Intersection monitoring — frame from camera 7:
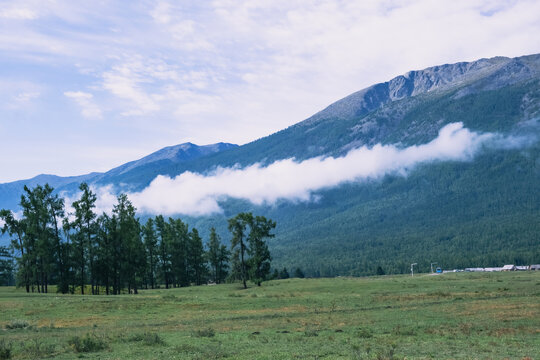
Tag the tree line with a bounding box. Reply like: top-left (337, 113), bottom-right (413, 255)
top-left (0, 183), bottom-right (276, 293)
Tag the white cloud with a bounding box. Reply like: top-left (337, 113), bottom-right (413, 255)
top-left (91, 122), bottom-right (508, 216)
top-left (0, 7), bottom-right (37, 20)
top-left (64, 91), bottom-right (102, 119)
top-left (63, 184), bottom-right (118, 220)
top-left (14, 91), bottom-right (40, 103)
top-left (150, 1), bottom-right (172, 24)
top-left (101, 59), bottom-right (182, 116)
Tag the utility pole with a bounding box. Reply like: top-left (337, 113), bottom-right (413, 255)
top-left (431, 262), bottom-right (437, 273)
top-left (411, 263), bottom-right (417, 277)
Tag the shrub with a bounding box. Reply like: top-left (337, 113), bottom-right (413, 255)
top-left (161, 293), bottom-right (177, 301)
top-left (68, 334), bottom-right (107, 353)
top-left (5, 319), bottom-right (30, 330)
top-left (392, 325), bottom-right (416, 336)
top-left (356, 327), bottom-right (373, 338)
top-left (128, 332), bottom-right (165, 346)
top-left (0, 340), bottom-right (12, 360)
top-left (23, 339), bottom-right (55, 358)
top-left (194, 328), bottom-right (215, 338)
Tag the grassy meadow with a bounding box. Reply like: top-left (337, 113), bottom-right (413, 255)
top-left (0, 272), bottom-right (539, 359)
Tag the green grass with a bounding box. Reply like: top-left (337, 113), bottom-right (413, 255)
top-left (0, 272), bottom-right (539, 359)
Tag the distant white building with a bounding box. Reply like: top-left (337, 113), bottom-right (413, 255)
top-left (515, 266), bottom-right (529, 271)
top-left (530, 265), bottom-right (540, 271)
top-left (502, 265), bottom-right (516, 271)
top-left (484, 267), bottom-right (503, 272)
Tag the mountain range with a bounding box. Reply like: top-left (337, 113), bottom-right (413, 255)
top-left (1, 53), bottom-right (539, 276)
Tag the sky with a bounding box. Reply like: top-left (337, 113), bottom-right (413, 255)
top-left (1, 0), bottom-right (540, 183)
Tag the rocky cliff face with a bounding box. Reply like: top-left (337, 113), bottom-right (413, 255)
top-left (304, 54), bottom-right (540, 126)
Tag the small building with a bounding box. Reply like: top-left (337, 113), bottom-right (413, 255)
top-left (465, 268), bottom-right (485, 272)
top-left (515, 266), bottom-right (529, 271)
top-left (484, 267), bottom-right (503, 272)
top-left (502, 265), bottom-right (516, 271)
top-left (530, 265), bottom-right (540, 271)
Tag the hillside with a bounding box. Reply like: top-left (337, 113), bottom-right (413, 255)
top-left (0, 142), bottom-right (238, 210)
top-left (2, 54), bottom-right (539, 275)
top-left (182, 54), bottom-right (540, 275)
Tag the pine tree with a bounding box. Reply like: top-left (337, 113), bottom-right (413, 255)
top-left (70, 183), bottom-right (97, 295)
top-left (114, 194), bottom-right (144, 294)
top-left (19, 184), bottom-right (59, 293)
top-left (0, 246), bottom-right (14, 286)
top-left (1, 209), bottom-right (29, 292)
top-left (188, 228), bottom-right (207, 285)
top-left (228, 213), bottom-right (252, 289)
top-left (247, 215), bottom-right (275, 286)
top-left (169, 218), bottom-right (189, 287)
top-left (279, 267), bottom-right (289, 279)
top-left (45, 187), bottom-right (70, 293)
top-left (155, 215), bottom-right (172, 289)
top-left (108, 214), bottom-right (122, 295)
top-left (95, 214), bottom-right (114, 295)
top-left (142, 218), bottom-right (158, 289)
top-left (206, 227), bottom-right (229, 284)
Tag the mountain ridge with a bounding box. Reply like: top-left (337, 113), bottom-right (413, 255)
top-left (1, 53), bottom-right (539, 275)
top-left (0, 142), bottom-right (238, 210)
top-left (3, 53), bottom-right (539, 194)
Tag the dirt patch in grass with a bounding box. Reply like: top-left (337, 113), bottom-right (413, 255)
top-left (228, 305), bottom-right (308, 315)
top-left (39, 316), bottom-right (117, 328)
top-left (0, 302), bottom-right (22, 310)
top-left (459, 302), bottom-right (539, 320)
top-left (489, 327), bottom-right (517, 337)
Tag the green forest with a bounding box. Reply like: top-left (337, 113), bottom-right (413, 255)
top-left (0, 183), bottom-right (280, 292)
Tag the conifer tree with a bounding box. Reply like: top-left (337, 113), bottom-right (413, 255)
top-left (0, 246), bottom-right (14, 286)
top-left (188, 228), bottom-right (207, 285)
top-left (155, 215), bottom-right (172, 289)
top-left (142, 218), bottom-right (158, 289)
top-left (228, 212), bottom-right (252, 289)
top-left (45, 187), bottom-right (70, 293)
top-left (169, 218), bottom-right (189, 287)
top-left (0, 209), bottom-right (29, 292)
top-left (206, 227), bottom-right (229, 284)
top-left (108, 214), bottom-right (122, 295)
top-left (70, 183), bottom-right (97, 295)
top-left (114, 194), bottom-right (144, 294)
top-left (247, 216), bottom-right (275, 286)
top-left (19, 184), bottom-right (60, 293)
top-left (95, 214), bottom-right (114, 294)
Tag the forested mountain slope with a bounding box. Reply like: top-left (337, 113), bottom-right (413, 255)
top-left (2, 54), bottom-right (539, 275)
top-left (182, 54), bottom-right (540, 275)
top-left (0, 142), bottom-right (238, 210)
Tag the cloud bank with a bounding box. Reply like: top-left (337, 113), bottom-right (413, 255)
top-left (82, 122), bottom-right (518, 217)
